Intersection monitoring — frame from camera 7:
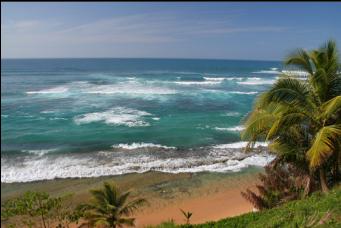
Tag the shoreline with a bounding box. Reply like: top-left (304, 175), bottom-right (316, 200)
top-left (1, 167), bottom-right (262, 227)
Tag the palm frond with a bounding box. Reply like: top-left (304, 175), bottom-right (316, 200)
top-left (264, 78), bottom-right (311, 108)
top-left (285, 48), bottom-right (315, 75)
top-left (307, 125), bottom-right (341, 168)
top-left (319, 96), bottom-right (341, 121)
top-left (241, 110), bottom-right (275, 141)
top-left (266, 112), bottom-right (306, 140)
top-left (119, 198), bottom-right (147, 216)
top-left (117, 218), bottom-right (135, 227)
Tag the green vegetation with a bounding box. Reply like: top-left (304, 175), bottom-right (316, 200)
top-left (78, 182), bottom-right (147, 228)
top-left (1, 191), bottom-right (84, 228)
top-left (1, 182), bottom-right (146, 228)
top-left (152, 186), bottom-right (341, 227)
top-left (240, 40), bottom-right (341, 209)
top-left (198, 187), bottom-right (341, 228)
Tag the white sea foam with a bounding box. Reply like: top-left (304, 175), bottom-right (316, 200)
top-left (213, 141), bottom-right (268, 149)
top-left (203, 77), bottom-right (226, 81)
top-left (222, 112), bottom-right (240, 117)
top-left (152, 117), bottom-right (160, 121)
top-left (238, 77), bottom-right (276, 85)
top-left (174, 81), bottom-right (221, 85)
top-left (49, 117), bottom-right (67, 121)
top-left (214, 126), bottom-right (245, 132)
top-left (1, 114), bottom-right (9, 118)
top-left (27, 81), bottom-right (177, 99)
top-left (74, 107), bottom-right (152, 127)
top-left (112, 143), bottom-right (176, 150)
top-left (281, 70), bottom-right (309, 77)
top-left (84, 84), bottom-right (176, 95)
top-left (253, 70), bottom-right (281, 74)
top-left (1, 144), bottom-right (274, 183)
top-left (225, 77), bottom-right (243, 81)
top-left (22, 148), bottom-right (58, 156)
top-left (26, 86), bottom-right (69, 94)
top-left (40, 110), bottom-right (56, 114)
top-left (227, 91), bottom-right (258, 95)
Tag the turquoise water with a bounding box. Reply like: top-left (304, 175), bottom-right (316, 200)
top-left (1, 58), bottom-right (280, 182)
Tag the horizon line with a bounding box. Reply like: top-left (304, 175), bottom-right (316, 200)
top-left (1, 56), bottom-right (282, 62)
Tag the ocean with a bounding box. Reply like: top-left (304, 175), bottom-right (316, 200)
top-left (1, 58), bottom-right (283, 183)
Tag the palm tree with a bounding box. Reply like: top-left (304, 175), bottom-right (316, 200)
top-left (180, 209), bottom-right (193, 224)
top-left (242, 40), bottom-right (341, 193)
top-left (80, 182), bottom-right (147, 228)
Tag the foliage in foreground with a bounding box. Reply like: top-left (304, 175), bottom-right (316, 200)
top-left (151, 187), bottom-right (341, 228)
top-left (242, 39), bottom-right (341, 195)
top-left (1, 182), bottom-right (147, 228)
top-left (77, 182), bottom-right (147, 228)
top-left (241, 162), bottom-right (307, 210)
top-left (1, 191), bottom-right (84, 228)
top-left (240, 40), bottom-right (341, 211)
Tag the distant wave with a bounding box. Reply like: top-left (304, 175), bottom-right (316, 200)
top-left (22, 148), bottom-right (59, 156)
top-left (74, 107), bottom-right (153, 127)
top-left (238, 77), bottom-right (276, 85)
top-left (26, 86), bottom-right (69, 94)
top-left (204, 77), bottom-right (243, 81)
top-left (83, 82), bottom-right (177, 95)
top-left (40, 110), bottom-right (56, 114)
top-left (203, 77), bottom-right (226, 81)
top-left (253, 69), bottom-right (310, 77)
top-left (26, 81), bottom-right (177, 97)
top-left (173, 71), bottom-right (201, 75)
top-left (174, 81), bottom-right (221, 85)
top-left (222, 112), bottom-right (241, 117)
top-left (227, 91), bottom-right (258, 95)
top-left (212, 141), bottom-right (268, 149)
top-left (282, 70), bottom-right (309, 77)
top-left (112, 143), bottom-right (176, 150)
top-left (225, 77), bottom-right (243, 81)
top-left (252, 67), bottom-right (281, 74)
top-left (214, 126), bottom-right (245, 132)
top-left (253, 70), bottom-right (281, 74)
top-left (49, 117), bottom-right (67, 121)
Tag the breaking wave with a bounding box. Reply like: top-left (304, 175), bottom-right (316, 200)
top-left (1, 142), bottom-right (273, 183)
top-left (74, 107), bottom-right (153, 127)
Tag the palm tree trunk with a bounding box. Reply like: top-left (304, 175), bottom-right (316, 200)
top-left (332, 151), bottom-right (340, 183)
top-left (303, 174), bottom-right (313, 196)
top-left (319, 168), bottom-right (329, 192)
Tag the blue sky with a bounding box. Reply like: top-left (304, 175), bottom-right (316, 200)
top-left (1, 2), bottom-right (341, 60)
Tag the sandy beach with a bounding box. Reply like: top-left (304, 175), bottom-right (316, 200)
top-left (135, 184), bottom-right (256, 227)
top-left (1, 167), bottom-right (261, 227)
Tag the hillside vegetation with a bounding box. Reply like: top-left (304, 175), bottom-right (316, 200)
top-left (152, 186), bottom-right (341, 228)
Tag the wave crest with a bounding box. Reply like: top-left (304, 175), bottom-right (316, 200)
top-left (112, 143), bottom-right (176, 150)
top-left (74, 107), bottom-right (153, 127)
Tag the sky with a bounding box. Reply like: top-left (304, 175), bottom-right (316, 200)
top-left (1, 2), bottom-right (341, 60)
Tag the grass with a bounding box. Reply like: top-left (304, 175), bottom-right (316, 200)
top-left (151, 186), bottom-right (341, 228)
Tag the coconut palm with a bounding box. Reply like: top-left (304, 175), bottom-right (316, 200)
top-left (242, 40), bottom-right (341, 193)
top-left (80, 182), bottom-right (147, 228)
top-left (180, 209), bottom-right (193, 224)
